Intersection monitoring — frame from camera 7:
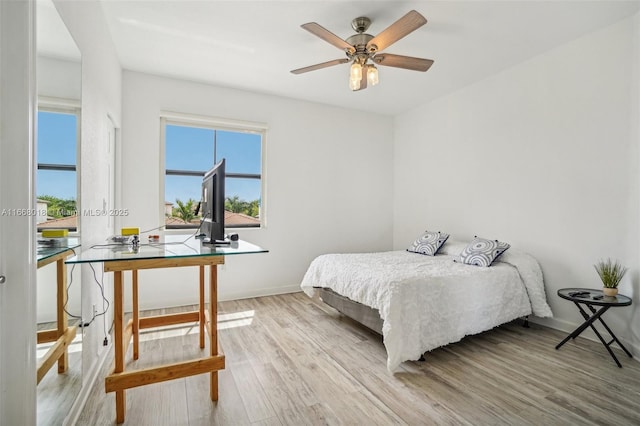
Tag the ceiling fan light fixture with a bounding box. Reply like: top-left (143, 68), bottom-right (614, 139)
top-left (350, 61), bottom-right (362, 80)
top-left (349, 77), bottom-right (361, 91)
top-left (349, 60), bottom-right (363, 91)
top-left (367, 64), bottom-right (379, 86)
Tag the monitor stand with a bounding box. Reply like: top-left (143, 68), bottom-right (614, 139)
top-left (201, 238), bottom-right (231, 246)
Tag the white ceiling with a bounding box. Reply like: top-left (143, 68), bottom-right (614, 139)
top-left (92, 2), bottom-right (640, 115)
top-left (38, 0), bottom-right (80, 61)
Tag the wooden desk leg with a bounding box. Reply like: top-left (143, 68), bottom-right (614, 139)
top-left (114, 270), bottom-right (126, 423)
top-left (56, 258), bottom-right (69, 373)
top-left (133, 270), bottom-right (139, 360)
top-left (199, 265), bottom-right (205, 349)
top-left (209, 264), bottom-right (218, 401)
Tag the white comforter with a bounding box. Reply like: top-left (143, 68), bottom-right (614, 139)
top-left (300, 241), bottom-right (553, 372)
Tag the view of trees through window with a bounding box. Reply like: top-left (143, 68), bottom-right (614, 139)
top-left (39, 195), bottom-right (77, 218)
top-left (164, 120), bottom-right (263, 228)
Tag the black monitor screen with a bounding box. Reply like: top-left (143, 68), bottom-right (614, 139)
top-left (201, 158), bottom-right (225, 244)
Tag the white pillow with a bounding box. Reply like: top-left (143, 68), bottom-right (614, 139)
top-left (407, 231), bottom-right (449, 256)
top-left (456, 236), bottom-right (510, 267)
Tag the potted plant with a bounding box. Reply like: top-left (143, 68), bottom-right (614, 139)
top-left (594, 258), bottom-right (627, 297)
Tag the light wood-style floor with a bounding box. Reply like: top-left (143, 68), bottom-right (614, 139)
top-left (37, 320), bottom-right (82, 426)
top-left (75, 292), bottom-right (640, 425)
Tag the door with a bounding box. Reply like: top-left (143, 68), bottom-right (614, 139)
top-left (0, 0), bottom-right (37, 424)
top-left (105, 116), bottom-right (118, 332)
top-left (107, 116), bottom-right (117, 235)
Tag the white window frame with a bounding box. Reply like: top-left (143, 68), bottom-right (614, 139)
top-left (36, 96), bottom-right (81, 234)
top-left (159, 111), bottom-right (267, 232)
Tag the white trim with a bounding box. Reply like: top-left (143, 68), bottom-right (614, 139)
top-left (108, 114), bottom-right (122, 231)
top-left (261, 131), bottom-right (267, 229)
top-left (106, 115), bottom-right (117, 234)
top-left (75, 104), bottom-right (81, 232)
top-left (159, 117), bottom-right (167, 230)
top-left (160, 110), bottom-right (268, 133)
top-left (38, 95), bottom-right (80, 110)
top-left (219, 285), bottom-right (301, 303)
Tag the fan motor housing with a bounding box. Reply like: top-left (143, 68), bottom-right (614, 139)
top-left (346, 33), bottom-right (374, 53)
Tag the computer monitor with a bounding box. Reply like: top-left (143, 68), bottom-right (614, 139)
top-left (201, 158), bottom-right (226, 245)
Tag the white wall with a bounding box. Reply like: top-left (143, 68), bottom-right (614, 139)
top-left (393, 16), bottom-right (640, 352)
top-left (37, 56), bottom-right (80, 100)
top-left (54, 0), bottom-right (122, 392)
top-left (120, 71), bottom-right (394, 310)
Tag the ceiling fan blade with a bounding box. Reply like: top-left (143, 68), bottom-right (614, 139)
top-left (290, 58), bottom-right (350, 74)
top-left (301, 22), bottom-right (355, 54)
top-left (373, 53), bottom-right (434, 72)
top-left (366, 10), bottom-right (427, 53)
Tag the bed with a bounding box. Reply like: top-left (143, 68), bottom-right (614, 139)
top-left (300, 240), bottom-right (553, 372)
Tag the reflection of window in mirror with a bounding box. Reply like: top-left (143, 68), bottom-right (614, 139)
top-left (35, 105), bottom-right (83, 425)
top-left (37, 104), bottom-right (80, 232)
top-left (35, 103), bottom-right (83, 424)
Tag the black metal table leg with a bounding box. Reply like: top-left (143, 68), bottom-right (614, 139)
top-left (577, 304), bottom-right (622, 367)
top-left (585, 304), bottom-right (634, 359)
top-left (555, 304), bottom-right (610, 350)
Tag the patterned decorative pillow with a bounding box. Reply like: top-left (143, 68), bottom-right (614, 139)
top-left (456, 236), bottom-right (510, 267)
top-left (407, 231), bottom-right (449, 256)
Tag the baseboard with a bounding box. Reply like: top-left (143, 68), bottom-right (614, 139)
top-left (218, 284), bottom-right (301, 302)
top-left (63, 343), bottom-right (112, 426)
top-left (529, 316), bottom-right (640, 363)
top-left (133, 285), bottom-right (303, 313)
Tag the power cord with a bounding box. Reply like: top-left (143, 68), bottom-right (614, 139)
top-left (58, 249), bottom-right (110, 345)
top-left (71, 263), bottom-right (110, 346)
top-left (139, 224), bottom-right (166, 234)
top-left (63, 249), bottom-right (83, 322)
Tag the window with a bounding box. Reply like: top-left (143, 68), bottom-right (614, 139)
top-left (162, 115), bottom-right (265, 229)
top-left (36, 106), bottom-right (80, 232)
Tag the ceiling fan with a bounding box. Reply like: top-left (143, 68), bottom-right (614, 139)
top-left (291, 10), bottom-right (434, 91)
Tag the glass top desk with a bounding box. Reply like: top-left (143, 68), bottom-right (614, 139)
top-left (36, 238), bottom-right (81, 385)
top-left (66, 235), bottom-right (268, 424)
top-left (37, 237), bottom-right (81, 264)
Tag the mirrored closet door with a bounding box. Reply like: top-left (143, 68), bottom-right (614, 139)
top-left (36, 0), bottom-right (82, 424)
